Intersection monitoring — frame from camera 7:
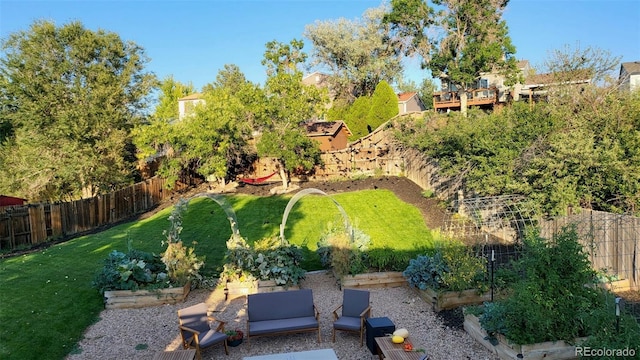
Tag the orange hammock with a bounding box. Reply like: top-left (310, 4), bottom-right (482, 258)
top-left (239, 172), bottom-right (278, 185)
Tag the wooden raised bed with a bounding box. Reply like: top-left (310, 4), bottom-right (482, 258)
top-left (339, 271), bottom-right (407, 289)
top-left (464, 313), bottom-right (583, 360)
top-left (225, 280), bottom-right (300, 300)
top-left (104, 282), bottom-right (191, 309)
top-left (414, 287), bottom-right (494, 312)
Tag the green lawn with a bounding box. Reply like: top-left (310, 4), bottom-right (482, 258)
top-left (0, 189), bottom-right (437, 359)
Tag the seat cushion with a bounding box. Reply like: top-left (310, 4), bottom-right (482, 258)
top-left (249, 316), bottom-right (319, 335)
top-left (198, 330), bottom-right (227, 348)
top-left (333, 316), bottom-right (361, 331)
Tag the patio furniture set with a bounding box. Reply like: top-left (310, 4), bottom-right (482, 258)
top-left (173, 288), bottom-right (427, 360)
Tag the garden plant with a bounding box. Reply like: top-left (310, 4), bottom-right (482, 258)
top-left (471, 226), bottom-right (640, 354)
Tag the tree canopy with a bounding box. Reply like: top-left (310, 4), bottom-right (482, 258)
top-left (392, 44), bottom-right (640, 216)
top-left (133, 69), bottom-right (260, 188)
top-left (0, 20), bottom-right (156, 200)
top-left (304, 4), bottom-right (404, 100)
top-left (385, 0), bottom-right (520, 114)
top-left (257, 39), bottom-right (326, 189)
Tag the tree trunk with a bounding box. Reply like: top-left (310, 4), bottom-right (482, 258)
top-left (459, 90), bottom-right (468, 117)
top-left (278, 163), bottom-right (289, 189)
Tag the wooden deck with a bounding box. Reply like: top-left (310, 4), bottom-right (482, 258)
top-left (433, 87), bottom-right (499, 111)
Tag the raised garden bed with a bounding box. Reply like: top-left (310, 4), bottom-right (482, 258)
top-left (464, 313), bottom-right (584, 360)
top-left (103, 282), bottom-right (191, 309)
top-left (340, 271), bottom-right (406, 289)
top-left (414, 287), bottom-right (495, 312)
top-left (225, 280), bottom-right (300, 300)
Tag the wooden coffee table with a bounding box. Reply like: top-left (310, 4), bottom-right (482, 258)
top-left (152, 349), bottom-right (196, 360)
top-left (374, 336), bottom-right (429, 360)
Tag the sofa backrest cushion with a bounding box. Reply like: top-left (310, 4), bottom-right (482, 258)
top-left (248, 289), bottom-right (314, 322)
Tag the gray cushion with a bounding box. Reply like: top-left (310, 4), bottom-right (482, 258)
top-left (248, 289), bottom-right (315, 321)
top-left (333, 316), bottom-right (361, 331)
top-left (178, 303), bottom-right (211, 335)
top-left (249, 316), bottom-right (319, 335)
top-left (198, 330), bottom-right (227, 347)
top-left (342, 289), bottom-right (370, 317)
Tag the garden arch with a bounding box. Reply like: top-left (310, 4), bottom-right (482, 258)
top-left (190, 193), bottom-right (241, 237)
top-left (442, 194), bottom-right (536, 267)
top-left (279, 188), bottom-right (352, 244)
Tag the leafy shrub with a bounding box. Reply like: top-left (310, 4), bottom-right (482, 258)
top-left (221, 235), bottom-right (306, 286)
top-left (579, 291), bottom-right (640, 358)
top-left (161, 199), bottom-right (205, 285)
top-left (479, 226), bottom-right (605, 345)
top-left (403, 242), bottom-right (487, 292)
top-left (92, 247), bottom-right (169, 294)
top-left (367, 247), bottom-right (415, 272)
top-left (403, 252), bottom-right (447, 290)
top-left (316, 224), bottom-right (371, 277)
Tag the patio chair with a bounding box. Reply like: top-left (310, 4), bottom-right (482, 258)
top-left (332, 288), bottom-right (372, 346)
top-left (177, 302), bottom-right (229, 359)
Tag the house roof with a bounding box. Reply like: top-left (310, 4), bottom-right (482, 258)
top-left (397, 92), bottom-right (418, 102)
top-left (620, 62), bottom-right (640, 75)
top-left (302, 72), bottom-right (330, 88)
top-left (178, 93), bottom-right (203, 101)
top-left (304, 121), bottom-right (351, 137)
top-left (524, 69), bottom-right (592, 88)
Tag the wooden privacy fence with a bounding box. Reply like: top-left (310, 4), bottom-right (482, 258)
top-left (539, 209), bottom-right (640, 291)
top-left (0, 177), bottom-right (168, 251)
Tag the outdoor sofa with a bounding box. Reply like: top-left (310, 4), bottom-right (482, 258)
top-left (246, 289), bottom-right (321, 344)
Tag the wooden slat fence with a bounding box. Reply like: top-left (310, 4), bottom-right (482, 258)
top-left (0, 177), bottom-right (169, 251)
top-left (540, 209), bottom-right (640, 291)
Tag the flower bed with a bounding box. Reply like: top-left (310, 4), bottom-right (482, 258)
top-left (225, 279), bottom-right (300, 300)
top-left (339, 271), bottom-right (406, 289)
top-left (414, 287), bottom-right (494, 312)
top-left (464, 313), bottom-right (583, 360)
top-left (104, 282), bottom-right (191, 309)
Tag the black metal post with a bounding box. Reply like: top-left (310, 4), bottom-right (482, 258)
top-left (491, 249), bottom-right (495, 302)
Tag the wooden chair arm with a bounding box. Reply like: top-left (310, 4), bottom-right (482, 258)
top-left (332, 304), bottom-right (343, 320)
top-left (179, 325), bottom-right (201, 336)
top-left (314, 303), bottom-right (321, 320)
top-left (359, 305), bottom-right (372, 318)
top-left (209, 318), bottom-right (226, 332)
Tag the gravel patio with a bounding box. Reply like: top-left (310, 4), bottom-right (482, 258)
top-left (66, 271), bottom-right (497, 360)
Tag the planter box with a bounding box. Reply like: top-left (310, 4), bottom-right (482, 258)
top-left (225, 280), bottom-right (300, 300)
top-left (464, 313), bottom-right (583, 360)
top-left (103, 282), bottom-right (191, 309)
top-left (414, 287), bottom-right (494, 312)
top-left (339, 271), bottom-right (407, 289)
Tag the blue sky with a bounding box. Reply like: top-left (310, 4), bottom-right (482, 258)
top-left (1, 0), bottom-right (639, 91)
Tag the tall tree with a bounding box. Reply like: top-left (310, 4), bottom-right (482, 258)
top-left (155, 76), bottom-right (195, 122)
top-left (304, 4), bottom-right (404, 100)
top-left (257, 39), bottom-right (327, 190)
top-left (385, 0), bottom-right (520, 115)
top-left (367, 80), bottom-right (399, 130)
top-left (131, 77), bottom-right (194, 168)
top-left (133, 69), bottom-right (260, 188)
top-left (0, 20), bottom-right (156, 200)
